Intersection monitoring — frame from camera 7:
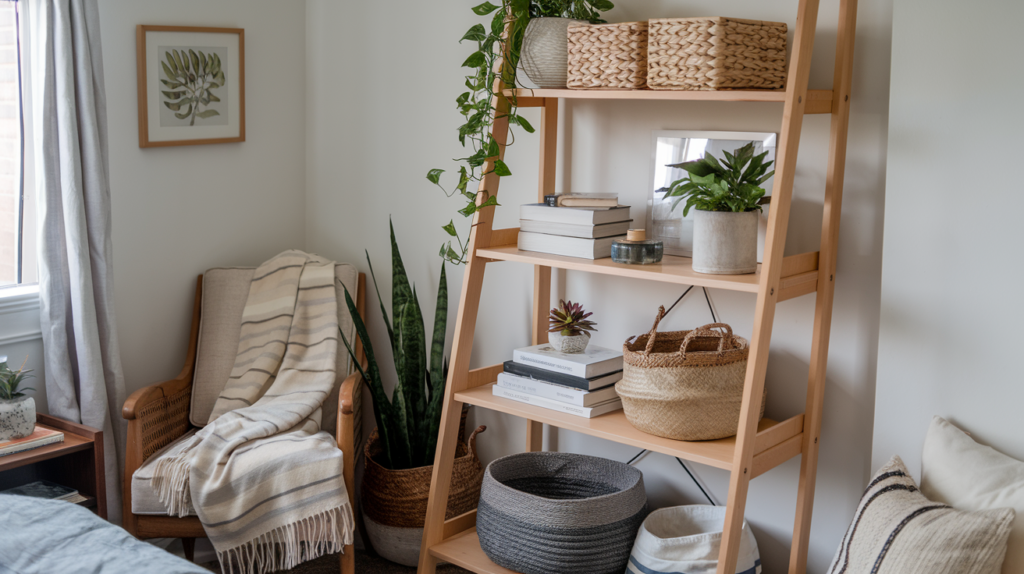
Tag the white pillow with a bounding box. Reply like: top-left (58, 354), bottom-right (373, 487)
top-left (922, 416), bottom-right (1024, 574)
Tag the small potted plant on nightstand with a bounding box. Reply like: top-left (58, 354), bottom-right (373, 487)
top-left (0, 356), bottom-right (36, 441)
top-left (661, 142), bottom-right (774, 275)
top-left (548, 300), bottom-right (597, 353)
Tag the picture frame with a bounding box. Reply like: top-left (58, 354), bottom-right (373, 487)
top-left (646, 130), bottom-right (777, 257)
top-left (136, 25), bottom-right (245, 148)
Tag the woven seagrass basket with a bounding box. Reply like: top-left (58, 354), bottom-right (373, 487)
top-left (567, 21), bottom-right (648, 89)
top-left (616, 307), bottom-right (764, 441)
top-left (477, 452), bottom-right (648, 574)
top-left (647, 17), bottom-right (788, 91)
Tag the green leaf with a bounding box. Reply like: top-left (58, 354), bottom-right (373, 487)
top-left (442, 220), bottom-right (458, 237)
top-left (512, 115), bottom-right (535, 133)
top-left (458, 202), bottom-right (478, 217)
top-left (189, 49), bottom-right (200, 73)
top-left (161, 62), bottom-right (176, 80)
top-left (208, 92), bottom-right (221, 102)
top-left (472, 1), bottom-right (500, 15)
top-left (426, 168), bottom-right (444, 185)
top-left (195, 110), bottom-right (220, 119)
top-left (174, 103), bottom-right (192, 120)
top-left (199, 51), bottom-right (208, 73)
top-left (462, 51), bottom-right (486, 68)
top-left (424, 262), bottom-right (448, 463)
top-left (492, 159), bottom-right (512, 176)
top-left (455, 92), bottom-right (471, 107)
top-left (479, 195), bottom-right (500, 208)
top-left (461, 23), bottom-right (487, 43)
top-left (161, 90), bottom-right (185, 100)
top-left (364, 249), bottom-right (395, 353)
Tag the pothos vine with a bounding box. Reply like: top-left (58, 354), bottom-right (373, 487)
top-left (427, 0), bottom-right (613, 265)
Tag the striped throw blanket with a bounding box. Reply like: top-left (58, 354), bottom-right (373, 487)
top-left (153, 251), bottom-right (354, 574)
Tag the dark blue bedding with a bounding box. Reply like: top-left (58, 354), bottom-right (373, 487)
top-left (0, 494), bottom-right (208, 574)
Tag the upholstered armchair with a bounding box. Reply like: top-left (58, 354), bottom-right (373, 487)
top-left (121, 266), bottom-right (365, 574)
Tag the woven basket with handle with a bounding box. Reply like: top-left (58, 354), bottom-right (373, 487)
top-left (647, 17), bottom-right (788, 91)
top-left (567, 21), bottom-right (649, 89)
top-left (616, 307), bottom-right (764, 441)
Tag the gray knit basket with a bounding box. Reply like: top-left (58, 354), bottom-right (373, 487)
top-left (477, 452), bottom-right (648, 574)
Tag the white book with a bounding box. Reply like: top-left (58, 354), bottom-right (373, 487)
top-left (518, 232), bottom-right (622, 259)
top-left (513, 343), bottom-right (624, 378)
top-left (519, 219), bottom-right (633, 239)
top-left (496, 372), bottom-right (619, 407)
top-left (492, 385), bottom-right (623, 418)
top-left (520, 204), bottom-right (632, 225)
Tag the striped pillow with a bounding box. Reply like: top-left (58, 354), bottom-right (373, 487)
top-left (827, 456), bottom-right (1014, 574)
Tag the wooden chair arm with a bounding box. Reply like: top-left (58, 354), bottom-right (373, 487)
top-left (338, 362), bottom-right (366, 416)
top-left (123, 375), bottom-right (192, 421)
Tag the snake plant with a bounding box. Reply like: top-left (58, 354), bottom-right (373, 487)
top-left (0, 356), bottom-right (34, 401)
top-left (339, 221), bottom-right (449, 471)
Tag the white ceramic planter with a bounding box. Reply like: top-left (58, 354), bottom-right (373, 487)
top-left (521, 18), bottom-right (586, 88)
top-left (0, 396), bottom-right (35, 441)
top-left (692, 210), bottom-right (758, 275)
top-left (548, 331), bottom-right (591, 354)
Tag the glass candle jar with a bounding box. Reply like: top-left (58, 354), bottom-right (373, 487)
top-left (611, 229), bottom-right (664, 265)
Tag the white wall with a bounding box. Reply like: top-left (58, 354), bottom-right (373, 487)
top-left (872, 0), bottom-right (1024, 474)
top-left (307, 1), bottom-right (892, 571)
top-left (98, 0), bottom-right (307, 394)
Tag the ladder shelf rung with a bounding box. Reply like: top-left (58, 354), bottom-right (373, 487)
top-left (506, 88), bottom-right (834, 114)
top-left (430, 528), bottom-right (517, 574)
top-left (456, 383), bottom-right (804, 474)
top-left (476, 240), bottom-right (820, 302)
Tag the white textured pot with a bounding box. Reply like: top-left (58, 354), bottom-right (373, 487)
top-left (521, 18), bottom-right (586, 88)
top-left (692, 210), bottom-right (758, 275)
top-left (0, 396), bottom-right (35, 441)
top-left (548, 331), bottom-right (591, 354)
top-left (363, 513), bottom-right (422, 567)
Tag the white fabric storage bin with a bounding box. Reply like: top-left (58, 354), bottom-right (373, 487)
top-left (627, 505), bottom-right (761, 574)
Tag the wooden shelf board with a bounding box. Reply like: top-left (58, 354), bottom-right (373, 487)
top-left (430, 528), bottom-right (519, 574)
top-left (506, 88), bottom-right (834, 113)
top-left (455, 383), bottom-right (800, 472)
top-left (478, 240), bottom-right (819, 301)
top-left (0, 428), bottom-right (93, 473)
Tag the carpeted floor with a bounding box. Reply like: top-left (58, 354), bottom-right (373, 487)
top-left (202, 550), bottom-right (471, 573)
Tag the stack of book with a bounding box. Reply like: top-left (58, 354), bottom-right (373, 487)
top-left (0, 426), bottom-right (64, 457)
top-left (493, 343), bottom-right (624, 418)
top-left (518, 194), bottom-right (632, 259)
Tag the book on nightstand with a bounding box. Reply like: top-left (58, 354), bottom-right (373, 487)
top-left (1, 480), bottom-right (79, 501)
top-left (0, 426), bottom-right (64, 457)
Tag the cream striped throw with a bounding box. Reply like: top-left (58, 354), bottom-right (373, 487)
top-left (827, 455), bottom-right (1014, 574)
top-left (153, 251), bottom-right (353, 574)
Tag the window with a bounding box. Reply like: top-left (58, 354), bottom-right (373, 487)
top-left (0, 0), bottom-right (32, 292)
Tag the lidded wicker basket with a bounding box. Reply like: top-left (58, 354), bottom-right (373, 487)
top-left (567, 21), bottom-right (648, 89)
top-left (616, 307), bottom-right (764, 441)
top-left (647, 17), bottom-right (788, 91)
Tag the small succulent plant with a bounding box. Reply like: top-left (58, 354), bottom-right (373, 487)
top-left (0, 356), bottom-right (34, 401)
top-left (548, 300), bottom-right (597, 337)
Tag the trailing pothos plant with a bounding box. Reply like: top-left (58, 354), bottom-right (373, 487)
top-left (427, 0), bottom-right (613, 265)
top-left (339, 221), bottom-right (449, 471)
top-left (661, 142), bottom-right (775, 216)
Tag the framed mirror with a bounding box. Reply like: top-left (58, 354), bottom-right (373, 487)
top-left (646, 130), bottom-right (776, 257)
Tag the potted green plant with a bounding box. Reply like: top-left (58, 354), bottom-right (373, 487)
top-left (339, 222), bottom-right (485, 566)
top-left (661, 142), bottom-right (774, 274)
top-left (521, 0), bottom-right (614, 88)
top-left (548, 299), bottom-right (597, 353)
top-left (0, 356), bottom-right (36, 441)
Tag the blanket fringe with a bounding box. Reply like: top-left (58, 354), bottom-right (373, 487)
top-left (217, 502), bottom-right (355, 574)
top-left (151, 433), bottom-right (201, 517)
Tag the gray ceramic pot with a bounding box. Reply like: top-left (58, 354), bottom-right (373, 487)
top-left (0, 396), bottom-right (35, 441)
top-left (692, 210), bottom-right (758, 275)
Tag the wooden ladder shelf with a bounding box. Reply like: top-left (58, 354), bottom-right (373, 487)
top-left (418, 0), bottom-right (857, 571)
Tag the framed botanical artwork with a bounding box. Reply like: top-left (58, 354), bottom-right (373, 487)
top-left (136, 25), bottom-right (245, 148)
top-left (646, 130), bottom-right (776, 258)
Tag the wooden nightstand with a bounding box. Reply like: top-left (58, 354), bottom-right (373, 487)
top-left (0, 413), bottom-right (106, 519)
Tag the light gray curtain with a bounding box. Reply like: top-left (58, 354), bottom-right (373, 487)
top-left (29, 0), bottom-right (124, 522)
